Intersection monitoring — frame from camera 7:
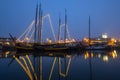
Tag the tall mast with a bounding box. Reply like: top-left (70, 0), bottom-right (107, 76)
top-left (64, 9), bottom-right (67, 43)
top-left (34, 4), bottom-right (38, 43)
top-left (38, 4), bottom-right (42, 44)
top-left (38, 4), bottom-right (40, 43)
top-left (40, 10), bottom-right (43, 44)
top-left (58, 14), bottom-right (61, 43)
top-left (88, 16), bottom-right (91, 46)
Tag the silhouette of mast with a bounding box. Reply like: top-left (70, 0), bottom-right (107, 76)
top-left (88, 16), bottom-right (93, 80)
top-left (38, 4), bottom-right (43, 44)
top-left (58, 14), bottom-right (61, 43)
top-left (64, 9), bottom-right (67, 43)
top-left (88, 16), bottom-right (91, 46)
top-left (34, 4), bottom-right (38, 43)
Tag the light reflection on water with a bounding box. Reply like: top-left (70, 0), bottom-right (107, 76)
top-left (0, 50), bottom-right (120, 80)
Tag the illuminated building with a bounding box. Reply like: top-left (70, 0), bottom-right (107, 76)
top-left (83, 33), bottom-right (116, 46)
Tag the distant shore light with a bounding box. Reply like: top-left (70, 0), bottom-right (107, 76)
top-left (102, 33), bottom-right (108, 39)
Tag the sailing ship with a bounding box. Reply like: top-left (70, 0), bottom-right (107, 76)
top-left (35, 8), bottom-right (69, 52)
top-left (16, 4), bottom-right (70, 52)
top-left (84, 17), bottom-right (113, 50)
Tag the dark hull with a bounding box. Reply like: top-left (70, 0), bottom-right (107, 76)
top-left (16, 46), bottom-right (34, 52)
top-left (34, 46), bottom-right (69, 52)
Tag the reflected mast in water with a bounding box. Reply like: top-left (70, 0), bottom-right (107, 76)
top-left (13, 55), bottom-right (40, 80)
top-left (49, 54), bottom-right (71, 80)
top-left (13, 56), bottom-right (34, 80)
top-left (0, 49), bottom-right (119, 80)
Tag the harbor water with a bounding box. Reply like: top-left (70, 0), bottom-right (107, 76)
top-left (0, 50), bottom-right (120, 80)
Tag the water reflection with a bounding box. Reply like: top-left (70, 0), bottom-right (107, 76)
top-left (84, 50), bottom-right (118, 62)
top-left (0, 50), bottom-right (120, 80)
top-left (13, 53), bottom-right (72, 80)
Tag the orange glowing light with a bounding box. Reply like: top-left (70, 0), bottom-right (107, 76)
top-left (111, 38), bottom-right (115, 42)
top-left (83, 38), bottom-right (89, 43)
top-left (71, 38), bottom-right (76, 42)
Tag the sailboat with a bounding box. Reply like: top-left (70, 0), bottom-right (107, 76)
top-left (84, 16), bottom-right (108, 50)
top-left (15, 4), bottom-right (41, 52)
top-left (35, 9), bottom-right (69, 52)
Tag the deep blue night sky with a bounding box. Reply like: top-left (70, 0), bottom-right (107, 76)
top-left (0, 0), bottom-right (120, 40)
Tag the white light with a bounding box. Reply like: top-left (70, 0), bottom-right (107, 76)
top-left (102, 33), bottom-right (108, 39)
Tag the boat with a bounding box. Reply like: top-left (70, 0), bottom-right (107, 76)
top-left (34, 43), bottom-right (69, 52)
top-left (84, 16), bottom-right (112, 50)
top-left (85, 43), bottom-right (107, 50)
top-left (44, 47), bottom-right (68, 51)
top-left (34, 9), bottom-right (70, 52)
